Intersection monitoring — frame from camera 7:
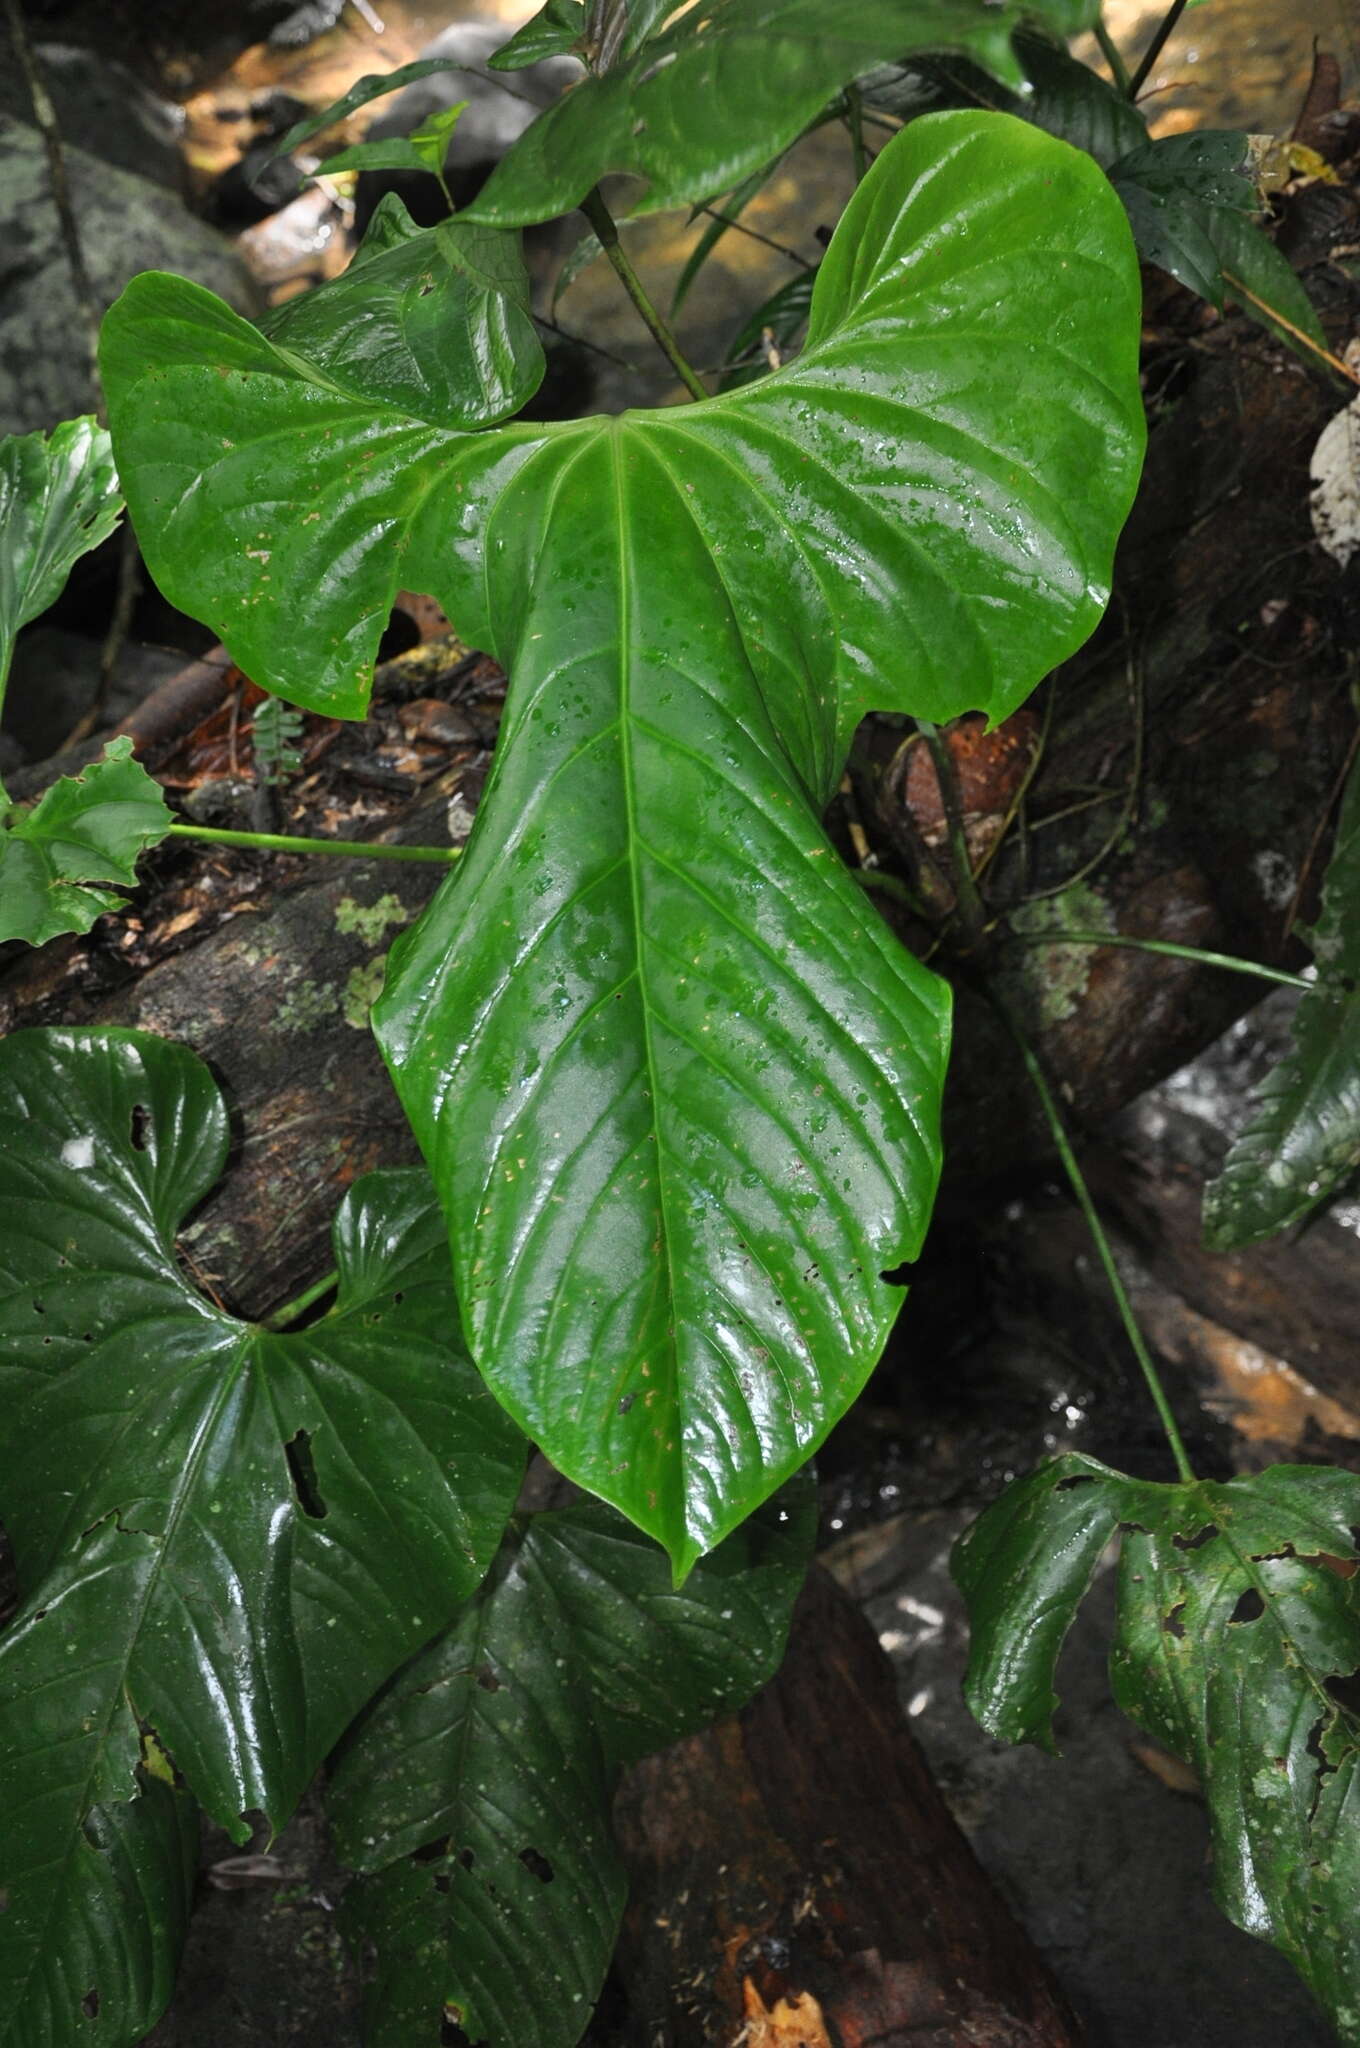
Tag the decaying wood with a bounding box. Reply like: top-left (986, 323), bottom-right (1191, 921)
top-left (610, 1565), bottom-right (1083, 2047)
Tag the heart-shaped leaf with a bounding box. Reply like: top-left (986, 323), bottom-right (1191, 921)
top-left (459, 0), bottom-right (1101, 226)
top-left (0, 737), bottom-right (171, 946)
top-left (327, 1483), bottom-right (812, 2048)
top-left (0, 418), bottom-right (122, 746)
top-left (0, 1027), bottom-right (525, 2045)
top-left (102, 113), bottom-right (1145, 1571)
top-left (1204, 745), bottom-right (1360, 1247)
top-left (953, 1454), bottom-right (1360, 2042)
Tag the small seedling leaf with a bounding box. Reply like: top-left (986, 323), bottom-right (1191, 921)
top-left (0, 738), bottom-right (171, 946)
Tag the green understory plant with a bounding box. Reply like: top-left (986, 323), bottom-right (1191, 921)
top-left (1, 1), bottom-right (1358, 2043)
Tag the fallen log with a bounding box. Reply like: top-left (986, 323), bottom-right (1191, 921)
top-left (610, 1563), bottom-right (1084, 2047)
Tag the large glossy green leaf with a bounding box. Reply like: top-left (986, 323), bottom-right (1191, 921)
top-left (954, 1453), bottom-right (1360, 2042)
top-left (0, 737), bottom-right (171, 946)
top-left (0, 1747), bottom-right (197, 2048)
top-left (0, 417), bottom-right (122, 731)
top-left (102, 113), bottom-right (1144, 1570)
top-left (459, 0), bottom-right (1102, 225)
top-left (0, 1029), bottom-right (524, 2047)
top-left (1204, 748), bottom-right (1360, 1247)
top-left (327, 1483), bottom-right (811, 2048)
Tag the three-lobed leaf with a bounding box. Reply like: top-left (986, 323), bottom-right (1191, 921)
top-left (102, 112), bottom-right (1145, 1572)
top-left (459, 0), bottom-right (1102, 226)
top-left (0, 737), bottom-right (171, 946)
top-left (0, 1029), bottom-right (525, 2046)
top-left (328, 1484), bottom-right (812, 2048)
top-left (1203, 745), bottom-right (1360, 1247)
top-left (954, 1453), bottom-right (1360, 2043)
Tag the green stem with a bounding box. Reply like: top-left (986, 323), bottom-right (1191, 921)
top-left (845, 84), bottom-right (869, 184)
top-left (1128, 0), bottom-right (1188, 97)
top-left (995, 992), bottom-right (1196, 1484)
top-left (1093, 14), bottom-right (1133, 94)
top-left (1004, 929), bottom-right (1313, 992)
top-left (167, 822), bottom-right (462, 865)
top-left (916, 719), bottom-right (986, 951)
top-left (580, 187), bottom-right (708, 402)
top-left (853, 866), bottom-right (932, 918)
top-left (264, 1268), bottom-right (340, 1331)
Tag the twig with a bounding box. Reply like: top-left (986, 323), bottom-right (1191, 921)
top-left (1281, 718), bottom-right (1360, 941)
top-left (1220, 270), bottom-right (1360, 384)
top-left (580, 186), bottom-right (708, 401)
top-left (62, 523), bottom-right (142, 748)
top-left (1022, 639), bottom-right (1143, 904)
top-left (693, 204), bottom-right (813, 269)
top-left (1000, 928), bottom-right (1312, 992)
top-left (532, 310), bottom-right (638, 374)
top-left (916, 718), bottom-right (986, 951)
top-left (1128, 0), bottom-right (1189, 98)
top-left (3, 0), bottom-right (103, 410)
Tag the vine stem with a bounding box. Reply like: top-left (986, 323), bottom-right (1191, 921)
top-left (1003, 928), bottom-right (1313, 992)
top-left (580, 187), bottom-right (708, 401)
top-left (993, 990), bottom-right (1195, 1484)
top-left (1127, 0), bottom-right (1188, 97)
top-left (916, 719), bottom-right (986, 952)
top-left (265, 1268), bottom-right (340, 1331)
top-left (167, 822), bottom-right (462, 865)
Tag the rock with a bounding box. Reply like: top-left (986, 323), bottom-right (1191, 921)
top-left (0, 116), bottom-right (259, 434)
top-left (0, 38), bottom-right (183, 190)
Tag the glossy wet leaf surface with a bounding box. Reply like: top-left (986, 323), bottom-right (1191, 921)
top-left (328, 1482), bottom-right (812, 2048)
top-left (102, 113), bottom-right (1144, 1571)
top-left (1204, 745), bottom-right (1360, 1246)
top-left (459, 0), bottom-right (1100, 225)
top-left (0, 738), bottom-right (171, 946)
top-left (954, 1453), bottom-right (1360, 2044)
top-left (0, 417), bottom-right (122, 709)
top-left (0, 1029), bottom-right (524, 2045)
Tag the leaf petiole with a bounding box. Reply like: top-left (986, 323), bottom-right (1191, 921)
top-left (1002, 928), bottom-right (1312, 991)
top-left (167, 822), bottom-right (463, 865)
top-left (993, 990), bottom-right (1196, 1484)
top-left (579, 186), bottom-right (708, 400)
top-left (264, 1268), bottom-right (340, 1330)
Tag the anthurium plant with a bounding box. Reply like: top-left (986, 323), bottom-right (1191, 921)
top-left (1, 2), bottom-right (1357, 2043)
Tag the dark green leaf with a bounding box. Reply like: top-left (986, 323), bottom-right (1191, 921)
top-left (951, 1451), bottom-right (1131, 1751)
top-left (1204, 747), bottom-right (1360, 1246)
top-left (488, 0), bottom-right (587, 70)
top-left (862, 33), bottom-right (1147, 169)
top-left (0, 1029), bottom-right (523, 1874)
top-left (0, 416), bottom-right (122, 706)
top-left (328, 1485), bottom-right (811, 2048)
top-left (458, 0), bottom-right (1104, 226)
top-left (270, 58), bottom-right (480, 159)
top-left (103, 114), bottom-right (1144, 1571)
top-left (954, 1459), bottom-right (1360, 2042)
top-left (1109, 134), bottom-right (1325, 352)
top-left (1112, 129), bottom-right (1256, 210)
top-left (0, 738), bottom-right (172, 946)
top-left (0, 1740), bottom-right (197, 2048)
top-left (1214, 202), bottom-right (1329, 352)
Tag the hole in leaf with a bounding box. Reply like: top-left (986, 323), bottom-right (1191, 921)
top-left (1173, 1523), bottom-right (1218, 1552)
top-left (457, 1847), bottom-right (475, 1870)
top-left (81, 1989), bottom-right (99, 2019)
top-left (441, 2021), bottom-right (487, 2048)
top-left (391, 1290), bottom-right (404, 1306)
top-left (519, 1846), bottom-right (554, 1884)
top-left (879, 1260), bottom-right (915, 1286)
top-left (32, 1300), bottom-right (44, 1315)
top-left (1056, 1475), bottom-right (1097, 1492)
top-left (1161, 1603), bottom-right (1186, 1639)
top-left (412, 1837), bottom-right (450, 1866)
top-left (434, 1872), bottom-right (451, 1893)
top-left (1326, 1668), bottom-right (1360, 1716)
top-left (474, 1665), bottom-right (500, 1693)
top-left (283, 1430), bottom-right (328, 1520)
top-left (1309, 1552), bottom-right (1359, 1581)
top-left (1229, 1587), bottom-right (1265, 1624)
top-left (129, 1105), bottom-right (150, 1152)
